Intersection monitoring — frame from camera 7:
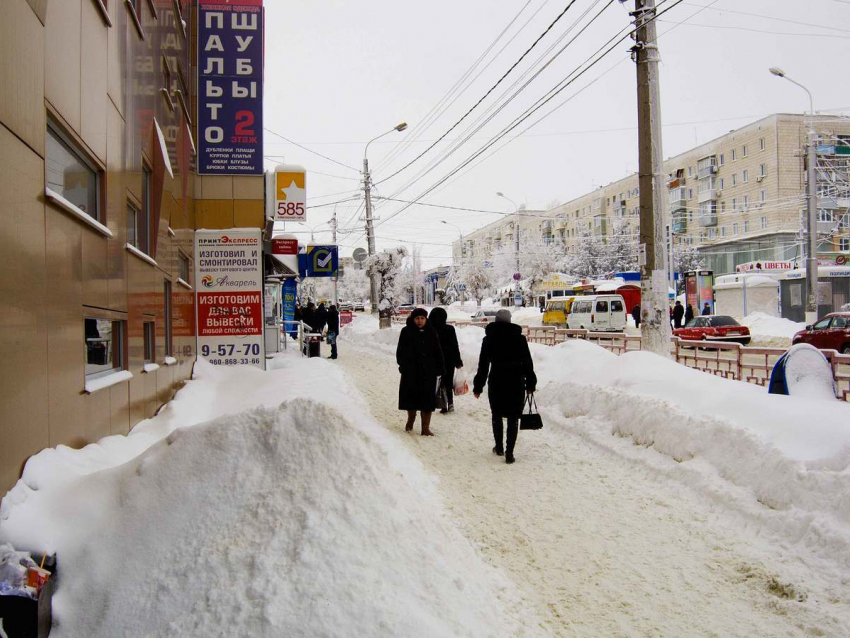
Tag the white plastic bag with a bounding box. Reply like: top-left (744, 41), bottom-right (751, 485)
top-left (453, 368), bottom-right (469, 395)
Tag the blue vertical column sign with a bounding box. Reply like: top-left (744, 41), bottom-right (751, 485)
top-left (283, 277), bottom-right (297, 339)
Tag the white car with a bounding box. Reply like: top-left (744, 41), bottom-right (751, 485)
top-left (470, 309), bottom-right (505, 323)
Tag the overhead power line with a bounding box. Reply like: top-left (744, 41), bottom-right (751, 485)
top-left (263, 127), bottom-right (361, 173)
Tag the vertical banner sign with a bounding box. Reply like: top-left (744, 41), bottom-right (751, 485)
top-left (274, 164), bottom-right (307, 221)
top-left (198, 0), bottom-right (264, 174)
top-left (282, 277), bottom-right (297, 339)
top-left (195, 229), bottom-right (266, 369)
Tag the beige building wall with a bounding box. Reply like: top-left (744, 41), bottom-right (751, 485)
top-left (0, 0), bottom-right (266, 494)
top-left (454, 114), bottom-right (850, 276)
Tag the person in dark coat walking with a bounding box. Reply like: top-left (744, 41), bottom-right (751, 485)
top-left (396, 308), bottom-right (445, 436)
top-left (631, 304), bottom-right (641, 329)
top-left (301, 302), bottom-right (317, 333)
top-left (672, 300), bottom-right (685, 329)
top-left (684, 304), bottom-right (695, 326)
top-left (316, 303), bottom-right (328, 334)
top-left (702, 302), bottom-right (711, 316)
top-left (472, 309), bottom-right (536, 464)
top-left (428, 307), bottom-right (464, 414)
top-left (326, 305), bottom-right (340, 359)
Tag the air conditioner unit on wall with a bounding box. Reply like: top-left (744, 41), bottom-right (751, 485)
top-left (756, 176), bottom-right (764, 182)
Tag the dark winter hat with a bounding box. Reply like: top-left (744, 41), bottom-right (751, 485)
top-left (495, 309), bottom-right (512, 323)
top-left (428, 307), bottom-right (447, 328)
top-left (410, 307), bottom-right (428, 320)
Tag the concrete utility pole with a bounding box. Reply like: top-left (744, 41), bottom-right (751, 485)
top-left (632, 0), bottom-right (671, 356)
top-left (331, 205), bottom-right (339, 307)
top-left (364, 122), bottom-right (407, 318)
top-left (769, 68), bottom-right (819, 324)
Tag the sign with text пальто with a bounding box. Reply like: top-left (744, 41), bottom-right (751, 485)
top-left (274, 165), bottom-right (306, 221)
top-left (195, 229), bottom-right (265, 369)
top-left (198, 0), bottom-right (263, 174)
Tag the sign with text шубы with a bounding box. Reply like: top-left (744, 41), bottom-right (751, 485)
top-left (274, 166), bottom-right (306, 221)
top-left (195, 229), bottom-right (265, 369)
top-left (198, 0), bottom-right (263, 174)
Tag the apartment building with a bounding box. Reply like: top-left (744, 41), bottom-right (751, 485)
top-left (0, 0), bottom-right (265, 494)
top-left (453, 114), bottom-right (850, 277)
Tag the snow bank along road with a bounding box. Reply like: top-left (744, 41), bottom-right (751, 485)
top-left (344, 319), bottom-right (850, 637)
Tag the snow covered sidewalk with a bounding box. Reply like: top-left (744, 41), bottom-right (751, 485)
top-left (344, 317), bottom-right (850, 637)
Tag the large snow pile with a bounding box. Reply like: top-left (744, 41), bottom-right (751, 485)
top-left (532, 339), bottom-right (850, 565)
top-left (742, 311), bottom-right (805, 339)
top-left (0, 357), bottom-right (530, 638)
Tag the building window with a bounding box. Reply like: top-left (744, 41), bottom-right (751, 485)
top-left (719, 154), bottom-right (725, 166)
top-left (688, 166), bottom-right (693, 176)
top-left (759, 164), bottom-right (766, 177)
top-left (731, 173), bottom-right (737, 187)
top-left (818, 210), bottom-right (834, 223)
top-left (178, 252), bottom-right (191, 283)
top-left (129, 163), bottom-right (154, 255)
top-left (733, 223), bottom-right (739, 235)
top-left (143, 321), bottom-right (155, 364)
top-left (731, 149), bottom-right (737, 161)
top-left (731, 198), bottom-right (737, 210)
top-left (744, 220), bottom-right (750, 233)
top-left (721, 226), bottom-right (727, 238)
top-left (759, 138), bottom-right (765, 151)
top-left (688, 188), bottom-right (693, 199)
top-left (760, 216), bottom-right (768, 230)
top-left (85, 318), bottom-right (124, 378)
top-left (719, 177), bottom-right (725, 190)
top-left (721, 201), bottom-right (726, 213)
top-left (840, 214), bottom-right (850, 229)
top-left (742, 169), bottom-right (749, 183)
top-left (841, 237), bottom-right (850, 251)
top-left (46, 121), bottom-right (101, 220)
top-left (742, 144), bottom-right (748, 157)
top-left (164, 281), bottom-right (173, 357)
top-left (760, 189), bottom-right (766, 203)
top-left (707, 228), bottom-right (716, 239)
top-left (743, 195), bottom-right (749, 209)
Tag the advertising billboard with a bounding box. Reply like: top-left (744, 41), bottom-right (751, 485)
top-left (195, 229), bottom-right (265, 369)
top-left (274, 165), bottom-right (307, 221)
top-left (197, 0), bottom-right (264, 174)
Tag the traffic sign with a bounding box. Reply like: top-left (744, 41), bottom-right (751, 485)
top-left (352, 247), bottom-right (367, 263)
top-left (274, 164), bottom-right (306, 221)
top-left (514, 294), bottom-right (522, 307)
top-left (512, 273), bottom-right (521, 281)
top-left (304, 245), bottom-right (338, 278)
top-left (457, 284), bottom-right (467, 291)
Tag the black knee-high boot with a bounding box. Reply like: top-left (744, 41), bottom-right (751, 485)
top-left (505, 417), bottom-right (518, 463)
top-left (491, 414), bottom-right (504, 455)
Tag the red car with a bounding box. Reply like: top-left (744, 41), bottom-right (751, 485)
top-left (791, 312), bottom-right (850, 354)
top-left (673, 315), bottom-right (751, 345)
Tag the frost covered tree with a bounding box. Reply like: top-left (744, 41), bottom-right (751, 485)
top-left (672, 244), bottom-right (706, 282)
top-left (337, 264), bottom-right (370, 303)
top-left (366, 246), bottom-right (408, 323)
top-left (563, 228), bottom-right (608, 279)
top-left (603, 221), bottom-right (639, 275)
top-left (455, 258), bottom-right (493, 307)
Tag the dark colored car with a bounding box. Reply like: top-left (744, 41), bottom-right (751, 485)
top-left (673, 315), bottom-right (751, 345)
top-left (791, 312), bottom-right (850, 354)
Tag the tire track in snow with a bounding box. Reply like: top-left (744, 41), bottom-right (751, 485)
top-left (338, 342), bottom-right (844, 637)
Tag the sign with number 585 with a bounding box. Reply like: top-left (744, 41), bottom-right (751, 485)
top-left (274, 165), bottom-right (307, 221)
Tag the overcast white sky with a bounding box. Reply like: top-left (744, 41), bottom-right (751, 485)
top-left (263, 0), bottom-right (850, 266)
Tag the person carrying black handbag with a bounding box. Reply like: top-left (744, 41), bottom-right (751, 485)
top-left (472, 309), bottom-right (537, 464)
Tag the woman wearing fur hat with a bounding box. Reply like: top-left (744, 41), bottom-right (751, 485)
top-left (396, 308), bottom-right (445, 435)
top-left (428, 307), bottom-right (463, 414)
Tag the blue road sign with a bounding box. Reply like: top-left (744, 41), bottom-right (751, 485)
top-left (304, 245), bottom-right (339, 278)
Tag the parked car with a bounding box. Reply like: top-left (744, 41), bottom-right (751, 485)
top-left (338, 303), bottom-right (353, 312)
top-left (543, 297), bottom-right (576, 328)
top-left (791, 312), bottom-right (850, 353)
top-left (470, 309), bottom-right (503, 323)
top-left (354, 301), bottom-right (365, 312)
top-left (673, 315), bottom-right (751, 345)
top-left (395, 304), bottom-right (415, 316)
top-left (567, 294), bottom-right (627, 332)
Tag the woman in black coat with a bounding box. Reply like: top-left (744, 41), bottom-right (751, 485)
top-left (326, 305), bottom-right (340, 360)
top-left (396, 308), bottom-right (445, 435)
top-left (684, 304), bottom-right (695, 326)
top-left (428, 307), bottom-right (464, 414)
top-left (472, 309), bottom-right (536, 464)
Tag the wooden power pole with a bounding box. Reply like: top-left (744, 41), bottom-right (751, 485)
top-left (632, 0), bottom-right (671, 356)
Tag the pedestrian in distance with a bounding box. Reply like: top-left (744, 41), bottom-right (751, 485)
top-left (631, 304), bottom-right (641, 329)
top-left (316, 302), bottom-right (328, 334)
top-left (472, 309), bottom-right (537, 464)
top-left (396, 308), bottom-right (445, 436)
top-left (326, 304), bottom-right (340, 360)
top-left (684, 304), bottom-right (695, 325)
top-left (673, 300), bottom-right (685, 329)
top-left (702, 302), bottom-right (711, 316)
top-left (302, 302), bottom-right (317, 333)
top-left (428, 307), bottom-right (464, 414)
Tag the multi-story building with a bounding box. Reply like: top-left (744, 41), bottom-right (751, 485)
top-left (453, 114), bottom-right (850, 278)
top-left (0, 0), bottom-right (265, 493)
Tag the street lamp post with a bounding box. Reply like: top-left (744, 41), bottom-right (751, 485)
top-left (770, 67), bottom-right (819, 323)
top-left (496, 192), bottom-right (520, 306)
top-left (441, 220), bottom-right (465, 308)
top-left (364, 122), bottom-right (408, 318)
